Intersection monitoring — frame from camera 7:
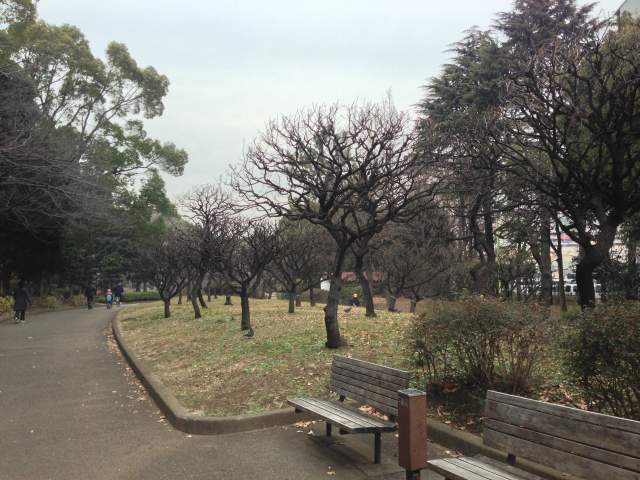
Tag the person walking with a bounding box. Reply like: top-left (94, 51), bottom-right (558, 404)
top-left (113, 284), bottom-right (124, 306)
top-left (84, 284), bottom-right (96, 309)
top-left (13, 281), bottom-right (31, 324)
top-left (105, 288), bottom-right (113, 309)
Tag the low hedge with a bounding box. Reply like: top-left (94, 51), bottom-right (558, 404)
top-left (119, 291), bottom-right (161, 302)
top-left (562, 301), bottom-right (640, 419)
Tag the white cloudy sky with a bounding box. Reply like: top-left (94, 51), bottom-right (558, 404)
top-left (37, 0), bottom-right (622, 198)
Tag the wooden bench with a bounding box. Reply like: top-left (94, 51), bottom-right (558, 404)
top-left (288, 355), bottom-right (410, 464)
top-left (427, 390), bottom-right (640, 480)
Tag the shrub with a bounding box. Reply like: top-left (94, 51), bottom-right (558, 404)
top-left (407, 296), bottom-right (550, 394)
top-left (121, 291), bottom-right (161, 302)
top-left (64, 294), bottom-right (86, 307)
top-left (562, 302), bottom-right (640, 419)
top-left (0, 296), bottom-right (13, 315)
top-left (39, 295), bottom-right (60, 309)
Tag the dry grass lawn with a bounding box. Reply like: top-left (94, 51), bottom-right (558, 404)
top-left (118, 297), bottom-right (413, 416)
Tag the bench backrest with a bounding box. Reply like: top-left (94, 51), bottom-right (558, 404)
top-left (484, 390), bottom-right (640, 480)
top-left (329, 356), bottom-right (410, 419)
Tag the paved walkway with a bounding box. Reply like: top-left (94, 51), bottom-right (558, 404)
top-left (0, 307), bottom-right (447, 479)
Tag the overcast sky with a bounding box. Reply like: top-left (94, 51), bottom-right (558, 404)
top-left (37, 0), bottom-right (623, 199)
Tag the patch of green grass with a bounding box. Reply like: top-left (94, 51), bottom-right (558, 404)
top-left (118, 298), bottom-right (413, 416)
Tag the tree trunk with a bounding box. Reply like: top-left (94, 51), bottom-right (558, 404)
top-left (482, 195), bottom-right (498, 295)
top-left (178, 291), bottom-right (182, 305)
top-left (190, 285), bottom-right (202, 319)
top-left (224, 294), bottom-right (232, 305)
top-left (355, 255), bottom-right (376, 317)
top-left (626, 238), bottom-right (638, 300)
top-left (576, 223), bottom-right (618, 308)
top-left (288, 292), bottom-right (295, 313)
top-left (240, 288), bottom-right (251, 330)
top-left (197, 289), bottom-right (207, 308)
top-left (539, 211), bottom-right (553, 306)
top-left (207, 286), bottom-right (212, 302)
top-left (576, 258), bottom-right (597, 308)
top-left (295, 294), bottom-right (301, 307)
top-left (163, 299), bottom-right (171, 318)
top-left (387, 295), bottom-right (397, 312)
top-left (325, 277), bottom-right (343, 348)
top-left (555, 223), bottom-right (568, 313)
top-left (135, 281), bottom-right (141, 292)
top-left (309, 287), bottom-right (316, 306)
top-left (143, 282), bottom-right (148, 292)
top-left (268, 290), bottom-right (273, 300)
top-left (324, 246), bottom-right (348, 348)
top-left (410, 298), bottom-right (417, 313)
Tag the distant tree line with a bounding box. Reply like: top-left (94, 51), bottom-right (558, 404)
top-left (0, 0), bottom-right (187, 295)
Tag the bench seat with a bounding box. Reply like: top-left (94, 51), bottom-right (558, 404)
top-left (288, 397), bottom-right (397, 433)
top-left (426, 390), bottom-right (640, 480)
top-left (428, 456), bottom-right (545, 480)
top-left (288, 356), bottom-right (410, 463)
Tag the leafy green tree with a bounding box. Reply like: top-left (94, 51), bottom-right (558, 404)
top-left (419, 29), bottom-right (507, 295)
top-left (495, 1), bottom-right (640, 306)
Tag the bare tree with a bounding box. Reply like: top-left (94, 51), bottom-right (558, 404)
top-left (233, 101), bottom-right (437, 348)
top-left (180, 184), bottom-right (232, 319)
top-left (376, 206), bottom-right (456, 312)
top-left (269, 220), bottom-right (332, 314)
top-left (221, 218), bottom-right (279, 331)
top-left (141, 229), bottom-right (189, 318)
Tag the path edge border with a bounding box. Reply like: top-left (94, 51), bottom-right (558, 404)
top-left (112, 316), bottom-right (312, 435)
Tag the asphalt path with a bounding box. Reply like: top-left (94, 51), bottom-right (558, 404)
top-left (0, 307), bottom-right (446, 480)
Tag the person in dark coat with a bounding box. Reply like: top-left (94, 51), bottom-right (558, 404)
top-left (84, 285), bottom-right (97, 309)
top-left (13, 281), bottom-right (31, 323)
top-left (113, 284), bottom-right (124, 306)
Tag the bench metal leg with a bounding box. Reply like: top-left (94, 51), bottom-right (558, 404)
top-left (374, 432), bottom-right (381, 464)
top-left (326, 423), bottom-right (332, 437)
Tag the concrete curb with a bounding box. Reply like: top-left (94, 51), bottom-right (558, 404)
top-left (112, 317), bottom-right (312, 435)
top-left (427, 418), bottom-right (575, 480)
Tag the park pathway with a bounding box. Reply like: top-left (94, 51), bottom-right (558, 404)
top-left (0, 307), bottom-right (445, 480)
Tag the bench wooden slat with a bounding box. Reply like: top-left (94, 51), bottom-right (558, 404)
top-left (472, 455), bottom-right (546, 480)
top-left (451, 458), bottom-right (525, 480)
top-left (485, 399), bottom-right (640, 459)
top-left (487, 390), bottom-right (640, 435)
top-left (287, 398), bottom-right (396, 433)
top-left (484, 427), bottom-right (640, 480)
top-left (485, 418), bottom-right (640, 474)
top-left (332, 360), bottom-right (409, 388)
top-left (334, 355), bottom-right (410, 378)
top-left (289, 398), bottom-right (364, 430)
top-left (331, 363), bottom-right (409, 392)
top-left (330, 379), bottom-right (399, 416)
top-left (331, 371), bottom-right (399, 402)
top-left (457, 457), bottom-right (542, 480)
top-left (298, 398), bottom-right (389, 429)
top-left (427, 458), bottom-right (499, 480)
top-left (333, 356), bottom-right (409, 384)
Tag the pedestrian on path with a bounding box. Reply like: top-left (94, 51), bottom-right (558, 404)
top-left (13, 281), bottom-right (31, 323)
top-left (84, 284), bottom-right (96, 309)
top-left (113, 284), bottom-right (124, 306)
top-left (105, 288), bottom-right (113, 309)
